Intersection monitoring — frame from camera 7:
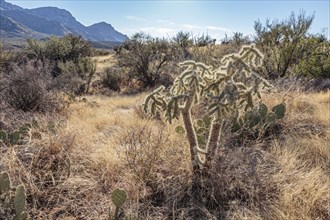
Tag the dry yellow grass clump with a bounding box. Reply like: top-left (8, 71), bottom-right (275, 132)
top-left (1, 89), bottom-right (329, 219)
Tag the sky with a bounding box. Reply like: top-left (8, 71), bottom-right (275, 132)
top-left (7, 0), bottom-right (330, 41)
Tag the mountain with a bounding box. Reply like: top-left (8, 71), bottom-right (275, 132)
top-left (0, 0), bottom-right (22, 11)
top-left (88, 22), bottom-right (126, 42)
top-left (0, 13), bottom-right (47, 38)
top-left (2, 10), bottom-right (71, 36)
top-left (27, 7), bottom-right (91, 38)
top-left (0, 0), bottom-right (127, 47)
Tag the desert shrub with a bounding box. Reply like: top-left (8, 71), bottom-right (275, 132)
top-left (194, 33), bottom-right (216, 47)
top-left (190, 44), bottom-right (239, 67)
top-left (119, 125), bottom-right (169, 182)
top-left (292, 36), bottom-right (330, 78)
top-left (117, 32), bottom-right (175, 88)
top-left (92, 48), bottom-right (111, 56)
top-left (172, 31), bottom-right (193, 49)
top-left (26, 34), bottom-right (92, 64)
top-left (1, 60), bottom-right (58, 112)
top-left (254, 11), bottom-right (314, 78)
top-left (31, 133), bottom-right (74, 188)
top-left (57, 57), bottom-right (96, 94)
top-left (0, 42), bottom-right (12, 72)
top-left (26, 34), bottom-right (93, 77)
top-left (210, 146), bottom-right (279, 219)
top-left (102, 67), bottom-right (123, 92)
top-left (171, 31), bottom-right (193, 59)
top-left (231, 32), bottom-right (251, 45)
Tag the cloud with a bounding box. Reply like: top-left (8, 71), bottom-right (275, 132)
top-left (182, 24), bottom-right (233, 33)
top-left (123, 19), bottom-right (235, 41)
top-left (156, 19), bottom-right (175, 25)
top-left (206, 26), bottom-right (233, 32)
top-left (140, 27), bottom-right (177, 37)
top-left (182, 24), bottom-right (201, 30)
top-left (126, 15), bottom-right (149, 22)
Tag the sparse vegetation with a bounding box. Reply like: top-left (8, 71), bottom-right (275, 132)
top-left (117, 32), bottom-right (177, 88)
top-left (254, 11), bottom-right (316, 78)
top-left (0, 10), bottom-right (329, 220)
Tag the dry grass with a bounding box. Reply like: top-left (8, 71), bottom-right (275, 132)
top-left (1, 89), bottom-right (329, 219)
top-left (92, 54), bottom-right (117, 73)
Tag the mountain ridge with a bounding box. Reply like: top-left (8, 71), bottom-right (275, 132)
top-left (0, 0), bottom-right (127, 47)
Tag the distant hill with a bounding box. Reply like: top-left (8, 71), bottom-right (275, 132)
top-left (0, 0), bottom-right (127, 48)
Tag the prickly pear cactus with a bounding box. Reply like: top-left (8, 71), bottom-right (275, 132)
top-left (10, 130), bottom-right (21, 145)
top-left (19, 124), bottom-right (31, 135)
top-left (239, 102), bottom-right (286, 131)
top-left (0, 130), bottom-right (7, 143)
top-left (0, 173), bottom-right (28, 220)
top-left (111, 188), bottom-right (127, 208)
top-left (111, 188), bottom-right (127, 220)
top-left (0, 125), bottom-right (31, 145)
top-left (0, 172), bottom-right (11, 194)
top-left (272, 103), bottom-right (286, 119)
top-left (14, 185), bottom-right (27, 220)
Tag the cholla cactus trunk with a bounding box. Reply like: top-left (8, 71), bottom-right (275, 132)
top-left (204, 119), bottom-right (222, 171)
top-left (181, 95), bottom-right (200, 178)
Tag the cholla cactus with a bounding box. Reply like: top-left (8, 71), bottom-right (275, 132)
top-left (143, 44), bottom-right (272, 181)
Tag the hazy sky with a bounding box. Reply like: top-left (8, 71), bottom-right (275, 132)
top-left (7, 0), bottom-right (330, 40)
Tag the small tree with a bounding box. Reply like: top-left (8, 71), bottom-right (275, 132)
top-left (172, 31), bottom-right (192, 49)
top-left (143, 45), bottom-right (276, 199)
top-left (172, 31), bottom-right (193, 59)
top-left (194, 33), bottom-right (216, 47)
top-left (231, 32), bottom-right (251, 46)
top-left (118, 32), bottom-right (174, 88)
top-left (292, 35), bottom-right (330, 78)
top-left (254, 11), bottom-right (314, 78)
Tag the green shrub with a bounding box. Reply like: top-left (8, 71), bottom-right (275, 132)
top-left (254, 11), bottom-right (314, 78)
top-left (26, 34), bottom-right (93, 77)
top-left (293, 37), bottom-right (330, 78)
top-left (221, 32), bottom-right (251, 46)
top-left (171, 31), bottom-right (193, 59)
top-left (194, 33), bottom-right (216, 47)
top-left (102, 67), bottom-right (122, 92)
top-left (190, 44), bottom-right (239, 67)
top-left (117, 32), bottom-right (175, 88)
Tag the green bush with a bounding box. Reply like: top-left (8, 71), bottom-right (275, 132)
top-left (102, 67), bottom-right (122, 92)
top-left (194, 33), bottom-right (216, 47)
top-left (172, 31), bottom-right (193, 59)
top-left (25, 36), bottom-right (96, 93)
top-left (254, 11), bottom-right (314, 78)
top-left (26, 34), bottom-right (92, 64)
top-left (293, 37), bottom-right (330, 78)
top-left (26, 34), bottom-right (93, 77)
top-left (57, 57), bottom-right (96, 94)
top-left (225, 32), bottom-right (251, 46)
top-left (117, 32), bottom-right (175, 88)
